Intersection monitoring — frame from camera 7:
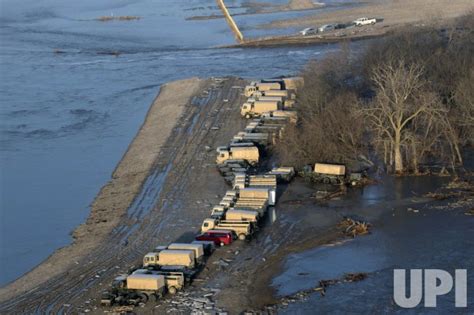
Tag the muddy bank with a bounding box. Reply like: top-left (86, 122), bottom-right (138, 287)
top-left (0, 78), bottom-right (204, 303)
top-left (221, 0), bottom-right (473, 48)
top-left (263, 0), bottom-right (473, 30)
top-left (0, 76), bottom-right (249, 313)
top-left (221, 31), bottom-right (384, 48)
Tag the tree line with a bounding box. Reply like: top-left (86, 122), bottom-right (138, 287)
top-left (277, 14), bottom-right (473, 174)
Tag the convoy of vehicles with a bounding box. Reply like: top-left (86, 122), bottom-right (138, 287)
top-left (300, 17), bottom-right (379, 36)
top-left (101, 77), bottom-right (363, 309)
top-left (241, 81), bottom-right (297, 120)
top-left (216, 145), bottom-right (259, 165)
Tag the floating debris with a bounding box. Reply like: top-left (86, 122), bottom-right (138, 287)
top-left (338, 218), bottom-right (371, 237)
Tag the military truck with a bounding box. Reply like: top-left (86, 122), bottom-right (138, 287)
top-left (131, 269), bottom-right (185, 295)
top-left (248, 95), bottom-right (295, 108)
top-left (167, 243), bottom-right (205, 264)
top-left (240, 100), bottom-right (281, 119)
top-left (244, 81), bottom-right (282, 97)
top-left (231, 131), bottom-right (272, 146)
top-left (301, 163), bottom-right (346, 185)
top-left (239, 187), bottom-right (275, 206)
top-left (225, 209), bottom-right (259, 222)
top-left (143, 249), bottom-right (196, 269)
top-left (267, 166), bottom-right (295, 182)
top-left (101, 274), bottom-right (166, 306)
top-left (234, 174), bottom-right (277, 190)
top-left (261, 110), bottom-right (297, 123)
top-left (216, 145), bottom-right (259, 166)
top-left (252, 89), bottom-right (296, 100)
top-left (233, 199), bottom-right (268, 216)
top-left (303, 163), bottom-right (366, 185)
top-left (201, 218), bottom-right (253, 240)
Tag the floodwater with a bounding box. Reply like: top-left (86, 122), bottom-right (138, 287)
top-left (0, 0), bottom-right (354, 285)
top-left (274, 176), bottom-right (474, 313)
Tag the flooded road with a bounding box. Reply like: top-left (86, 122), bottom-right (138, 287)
top-left (0, 0), bottom-right (352, 286)
top-left (274, 176), bottom-right (474, 313)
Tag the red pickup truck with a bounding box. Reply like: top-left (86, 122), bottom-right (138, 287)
top-left (195, 230), bottom-right (233, 246)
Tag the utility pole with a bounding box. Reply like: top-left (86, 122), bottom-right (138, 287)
top-left (216, 0), bottom-right (244, 43)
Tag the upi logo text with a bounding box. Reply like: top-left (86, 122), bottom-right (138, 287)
top-left (393, 269), bottom-right (467, 308)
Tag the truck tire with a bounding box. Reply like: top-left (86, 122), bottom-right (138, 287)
top-left (168, 286), bottom-right (177, 295)
top-left (323, 177), bottom-right (331, 184)
top-left (220, 241), bottom-right (225, 247)
top-left (238, 233), bottom-right (246, 241)
top-left (137, 292), bottom-right (149, 303)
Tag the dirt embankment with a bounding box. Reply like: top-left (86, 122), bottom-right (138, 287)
top-left (224, 0), bottom-right (473, 48)
top-left (0, 76), bottom-right (248, 314)
top-left (0, 78), bottom-right (204, 304)
top-left (267, 0), bottom-right (474, 29)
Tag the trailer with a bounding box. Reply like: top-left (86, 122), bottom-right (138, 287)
top-left (216, 146), bottom-right (259, 166)
top-left (143, 250), bottom-right (196, 269)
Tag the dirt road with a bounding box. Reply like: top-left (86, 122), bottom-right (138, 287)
top-left (0, 77), bottom-right (247, 313)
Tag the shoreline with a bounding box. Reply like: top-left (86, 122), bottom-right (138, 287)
top-left (219, 30), bottom-right (386, 48)
top-left (219, 0), bottom-right (473, 49)
top-left (0, 78), bottom-right (204, 304)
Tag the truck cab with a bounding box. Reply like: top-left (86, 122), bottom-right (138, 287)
top-left (210, 205), bottom-right (226, 219)
top-left (216, 147), bottom-right (230, 164)
top-left (244, 86), bottom-right (258, 97)
top-left (240, 102), bottom-right (253, 118)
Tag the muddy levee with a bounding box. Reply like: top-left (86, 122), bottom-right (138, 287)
top-left (0, 77), bottom-right (248, 313)
top-left (153, 174), bottom-right (473, 314)
top-left (145, 179), bottom-right (355, 314)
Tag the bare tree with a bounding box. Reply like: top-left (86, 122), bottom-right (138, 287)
top-left (364, 60), bottom-right (446, 173)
